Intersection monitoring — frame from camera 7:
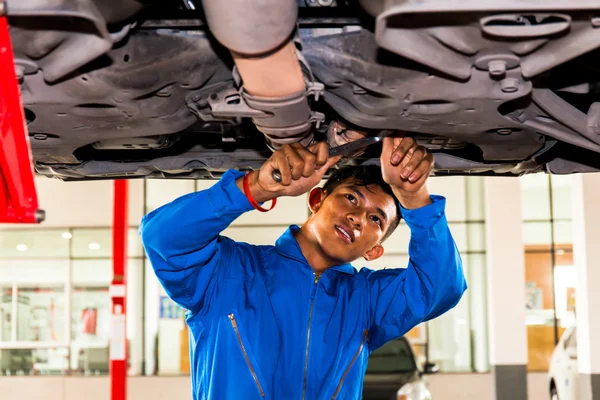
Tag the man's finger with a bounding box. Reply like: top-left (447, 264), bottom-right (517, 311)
top-left (272, 152), bottom-right (292, 186)
top-left (313, 141), bottom-right (329, 167)
top-left (409, 166), bottom-right (431, 187)
top-left (401, 147), bottom-right (425, 179)
top-left (296, 146), bottom-right (318, 177)
top-left (283, 145), bottom-right (305, 180)
top-left (407, 157), bottom-right (430, 183)
top-left (390, 137), bottom-right (416, 166)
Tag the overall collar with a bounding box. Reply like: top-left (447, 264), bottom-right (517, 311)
top-left (275, 225), bottom-right (357, 275)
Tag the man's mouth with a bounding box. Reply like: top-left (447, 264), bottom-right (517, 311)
top-left (334, 224), bottom-right (355, 244)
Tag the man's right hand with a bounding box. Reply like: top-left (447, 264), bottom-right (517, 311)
top-left (237, 142), bottom-right (341, 202)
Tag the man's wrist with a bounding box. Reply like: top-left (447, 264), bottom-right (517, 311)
top-left (235, 171), bottom-right (279, 203)
top-left (392, 186), bottom-right (432, 210)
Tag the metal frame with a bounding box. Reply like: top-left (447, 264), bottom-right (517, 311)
top-left (0, 8), bottom-right (43, 223)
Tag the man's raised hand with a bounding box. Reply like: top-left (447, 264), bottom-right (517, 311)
top-left (380, 134), bottom-right (434, 209)
top-left (239, 142), bottom-right (341, 202)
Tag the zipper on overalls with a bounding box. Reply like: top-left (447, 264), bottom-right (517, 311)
top-left (228, 313), bottom-right (265, 397)
top-left (301, 273), bottom-right (321, 400)
top-left (331, 329), bottom-right (369, 399)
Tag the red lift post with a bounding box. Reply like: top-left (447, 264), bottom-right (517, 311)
top-left (0, 5), bottom-right (44, 224)
top-left (111, 180), bottom-right (129, 400)
top-left (2, 6), bottom-right (128, 398)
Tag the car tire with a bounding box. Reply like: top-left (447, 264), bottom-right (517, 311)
top-left (551, 386), bottom-right (559, 400)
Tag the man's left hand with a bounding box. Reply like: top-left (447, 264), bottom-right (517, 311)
top-left (380, 134), bottom-right (434, 209)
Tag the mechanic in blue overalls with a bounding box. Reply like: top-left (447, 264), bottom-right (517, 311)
top-left (140, 135), bottom-right (467, 400)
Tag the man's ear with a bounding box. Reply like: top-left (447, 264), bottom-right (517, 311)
top-left (363, 244), bottom-right (384, 261)
top-left (308, 187), bottom-right (325, 214)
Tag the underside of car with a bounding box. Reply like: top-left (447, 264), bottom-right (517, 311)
top-left (7, 0), bottom-right (600, 180)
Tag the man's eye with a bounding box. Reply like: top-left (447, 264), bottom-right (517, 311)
top-left (345, 194), bottom-right (356, 203)
top-left (370, 215), bottom-right (381, 226)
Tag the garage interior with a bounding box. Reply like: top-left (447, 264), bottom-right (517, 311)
top-left (3, 0), bottom-right (600, 399)
top-left (1, 172), bottom-right (598, 400)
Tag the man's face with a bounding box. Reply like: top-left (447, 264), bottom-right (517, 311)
top-left (308, 180), bottom-right (398, 264)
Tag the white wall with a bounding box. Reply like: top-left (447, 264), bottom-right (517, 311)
top-left (0, 373), bottom-right (550, 400)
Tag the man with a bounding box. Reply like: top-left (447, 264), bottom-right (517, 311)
top-left (140, 135), bottom-right (467, 399)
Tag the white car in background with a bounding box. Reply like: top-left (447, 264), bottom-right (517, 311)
top-left (548, 326), bottom-right (578, 400)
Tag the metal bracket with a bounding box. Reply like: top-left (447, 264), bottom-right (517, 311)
top-left (209, 60), bottom-right (326, 147)
top-left (306, 80), bottom-right (325, 102)
top-left (207, 87), bottom-right (268, 118)
top-left (310, 111), bottom-right (326, 129)
top-left (208, 81), bottom-right (325, 121)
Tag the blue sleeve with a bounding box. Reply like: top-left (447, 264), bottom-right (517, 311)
top-left (139, 169), bottom-right (252, 314)
top-left (367, 195), bottom-right (467, 350)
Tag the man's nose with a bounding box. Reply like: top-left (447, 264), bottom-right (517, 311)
top-left (348, 214), bottom-right (364, 229)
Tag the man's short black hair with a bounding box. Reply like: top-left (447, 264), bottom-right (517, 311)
top-left (322, 165), bottom-right (402, 241)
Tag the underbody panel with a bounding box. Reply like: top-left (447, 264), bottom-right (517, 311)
top-left (6, 0), bottom-right (600, 179)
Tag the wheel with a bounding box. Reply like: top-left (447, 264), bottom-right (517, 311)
top-left (551, 386), bottom-right (559, 400)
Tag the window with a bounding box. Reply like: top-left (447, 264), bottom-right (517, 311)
top-left (422, 176), bottom-right (489, 372)
top-left (0, 228), bottom-right (143, 376)
top-left (520, 174), bottom-right (574, 372)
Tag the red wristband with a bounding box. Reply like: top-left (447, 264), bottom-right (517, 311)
top-left (243, 171), bottom-right (277, 212)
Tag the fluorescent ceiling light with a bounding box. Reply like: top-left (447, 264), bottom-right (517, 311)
top-left (16, 244), bottom-right (28, 252)
top-left (88, 242), bottom-right (100, 250)
top-left (62, 232), bottom-right (72, 239)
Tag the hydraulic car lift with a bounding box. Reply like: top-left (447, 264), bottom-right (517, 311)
top-left (0, 6), bottom-right (44, 223)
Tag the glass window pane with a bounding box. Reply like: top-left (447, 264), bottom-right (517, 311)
top-left (466, 253), bottom-right (489, 372)
top-left (16, 287), bottom-right (65, 343)
top-left (427, 176), bottom-right (467, 221)
top-left (71, 229), bottom-right (112, 259)
top-left (157, 295), bottom-right (187, 375)
top-left (0, 229), bottom-right (70, 259)
top-left (428, 262), bottom-right (472, 372)
top-left (523, 222), bottom-right (552, 245)
top-left (71, 287), bottom-right (110, 375)
top-left (466, 176), bottom-right (485, 221)
top-left (71, 228), bottom-right (143, 259)
top-left (524, 249), bottom-right (558, 372)
top-left (554, 265), bottom-right (576, 329)
top-left (0, 286), bottom-right (13, 342)
top-left (72, 260), bottom-right (112, 287)
top-left (553, 221), bottom-right (572, 246)
top-left (550, 175), bottom-right (572, 221)
top-left (520, 174), bottom-right (551, 221)
top-left (448, 223), bottom-right (468, 252)
top-left (0, 347), bottom-right (69, 375)
top-left (0, 260), bottom-right (68, 286)
top-left (467, 222), bottom-right (486, 252)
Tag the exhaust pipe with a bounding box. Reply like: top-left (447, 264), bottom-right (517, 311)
top-left (201, 0), bottom-right (320, 148)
